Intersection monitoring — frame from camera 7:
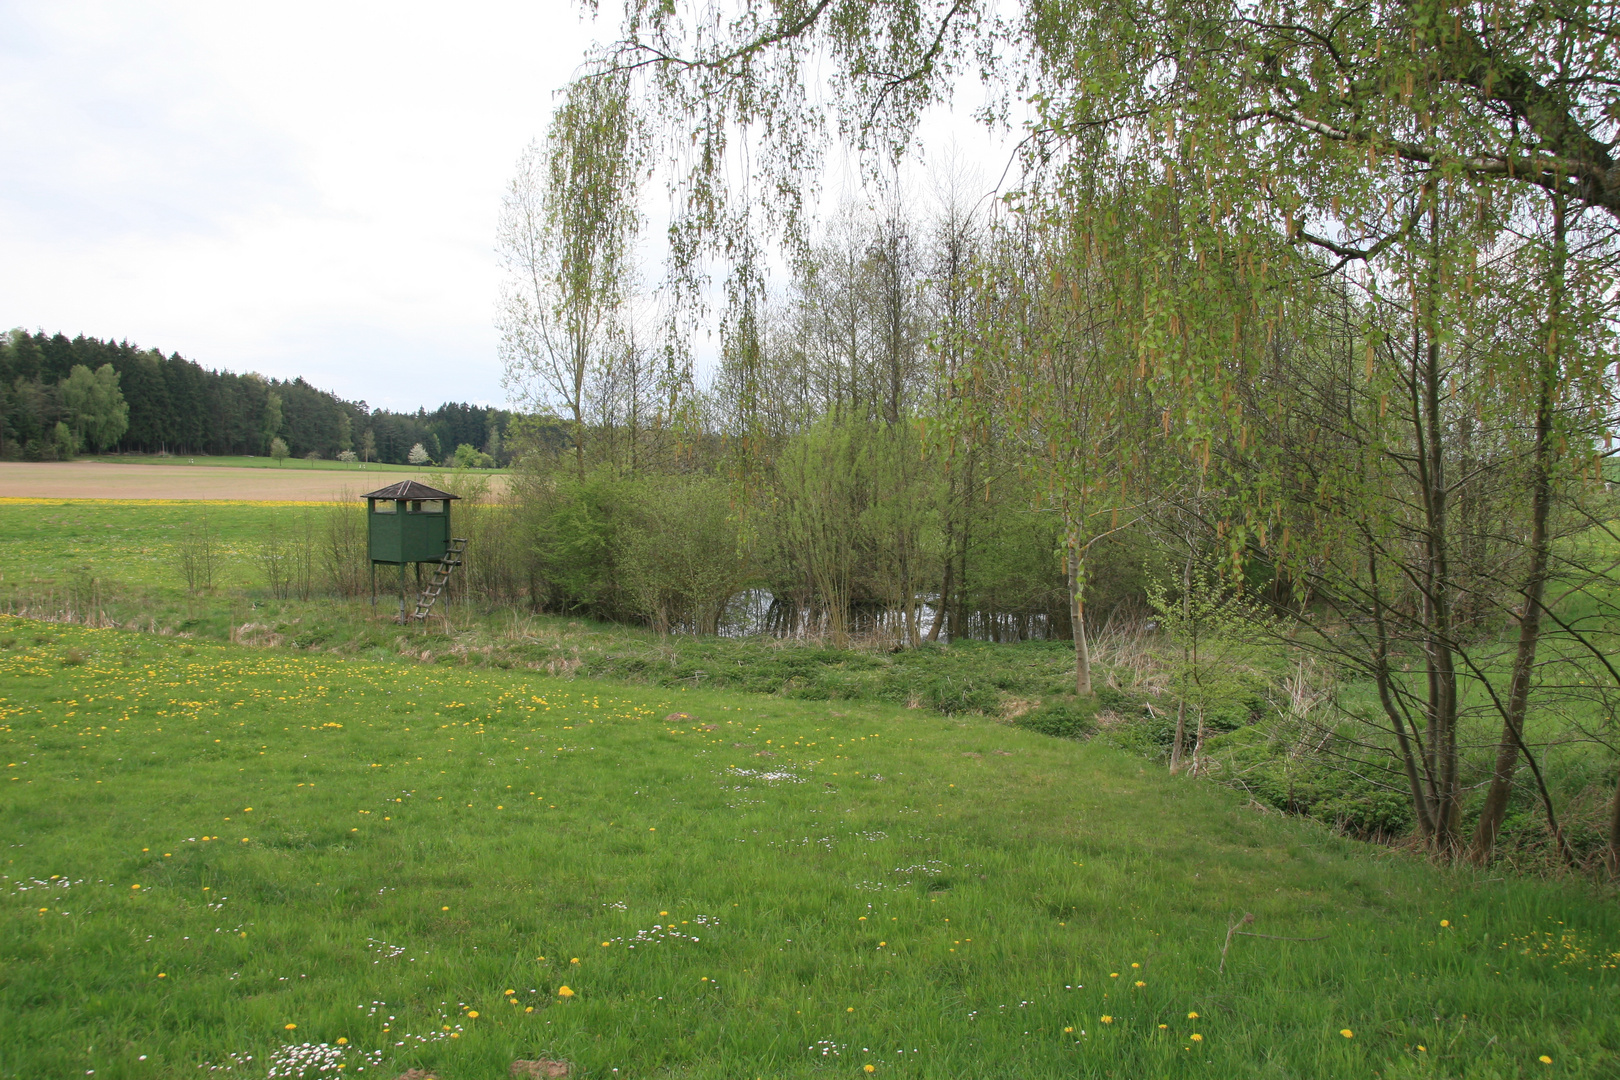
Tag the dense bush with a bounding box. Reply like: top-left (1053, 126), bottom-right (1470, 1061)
top-left (1014, 696), bottom-right (1100, 739)
top-left (617, 476), bottom-right (752, 634)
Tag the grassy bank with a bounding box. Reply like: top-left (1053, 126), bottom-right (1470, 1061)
top-left (5, 498), bottom-right (1618, 872)
top-left (3, 616), bottom-right (1617, 1079)
top-left (0, 500), bottom-right (1094, 717)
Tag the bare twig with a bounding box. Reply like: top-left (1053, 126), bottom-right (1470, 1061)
top-left (1219, 912), bottom-right (1327, 973)
top-left (1219, 912), bottom-right (1254, 973)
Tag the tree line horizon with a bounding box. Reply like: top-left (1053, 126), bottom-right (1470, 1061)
top-left (0, 329), bottom-right (534, 467)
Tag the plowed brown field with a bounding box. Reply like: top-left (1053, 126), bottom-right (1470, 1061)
top-left (0, 462), bottom-right (504, 501)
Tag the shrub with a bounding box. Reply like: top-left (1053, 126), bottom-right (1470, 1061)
top-left (617, 476), bottom-right (753, 634)
top-left (1014, 696), bottom-right (1100, 739)
top-left (451, 444), bottom-right (496, 469)
top-left (1095, 685), bottom-right (1145, 715)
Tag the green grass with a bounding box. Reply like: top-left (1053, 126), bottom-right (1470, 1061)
top-left (5, 499), bottom-right (1617, 868)
top-left (79, 454), bottom-right (506, 474)
top-left (2, 617), bottom-right (1617, 1079)
top-left (0, 500), bottom-right (283, 599)
top-left (0, 501), bottom-right (1089, 713)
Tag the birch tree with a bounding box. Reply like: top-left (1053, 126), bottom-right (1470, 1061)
top-left (498, 75), bottom-right (643, 479)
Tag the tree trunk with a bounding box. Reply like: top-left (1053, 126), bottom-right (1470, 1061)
top-left (1367, 538), bottom-right (1437, 838)
top-left (1413, 193), bottom-right (1462, 854)
top-left (1607, 767), bottom-right (1620, 879)
top-left (927, 552), bottom-right (952, 642)
top-left (571, 403), bottom-right (586, 481)
top-left (1469, 194), bottom-right (1565, 865)
top-left (1170, 699), bottom-right (1188, 775)
top-left (1066, 532), bottom-right (1092, 696)
top-left (953, 451), bottom-right (974, 640)
top-left (1191, 705), bottom-right (1207, 777)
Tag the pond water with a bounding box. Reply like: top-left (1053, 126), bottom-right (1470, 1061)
top-left (710, 589), bottom-right (1056, 643)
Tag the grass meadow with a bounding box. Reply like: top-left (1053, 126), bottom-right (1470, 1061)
top-left (0, 496), bottom-right (499, 610)
top-left (3, 617), bottom-right (1618, 1079)
top-left (6, 498), bottom-right (1620, 867)
top-left (0, 499), bottom-right (299, 602)
top-left (0, 499), bottom-right (1099, 714)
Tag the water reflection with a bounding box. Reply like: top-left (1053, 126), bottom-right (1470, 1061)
top-left (707, 589), bottom-right (1054, 643)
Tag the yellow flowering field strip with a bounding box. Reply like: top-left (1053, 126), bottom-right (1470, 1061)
top-left (1, 617), bottom-right (1616, 1078)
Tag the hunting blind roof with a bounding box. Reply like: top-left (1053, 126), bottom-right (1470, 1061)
top-left (360, 481), bottom-right (460, 501)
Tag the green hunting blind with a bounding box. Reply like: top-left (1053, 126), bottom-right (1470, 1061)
top-left (362, 481), bottom-right (468, 622)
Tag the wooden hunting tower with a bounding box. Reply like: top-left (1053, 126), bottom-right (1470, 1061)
top-left (362, 481), bottom-right (466, 621)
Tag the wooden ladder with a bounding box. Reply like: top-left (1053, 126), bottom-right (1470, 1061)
top-left (410, 538), bottom-right (468, 621)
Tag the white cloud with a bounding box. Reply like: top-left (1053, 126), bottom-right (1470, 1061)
top-left (0, 0), bottom-right (596, 410)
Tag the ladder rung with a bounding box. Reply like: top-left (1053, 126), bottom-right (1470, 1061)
top-left (409, 540), bottom-right (469, 620)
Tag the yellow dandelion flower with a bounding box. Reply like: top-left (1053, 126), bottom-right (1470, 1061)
top-left (570, 958), bottom-right (580, 964)
top-left (557, 986), bottom-right (575, 998)
top-left (1191, 1033), bottom-right (1203, 1043)
top-left (441, 906), bottom-right (449, 911)
top-left (157, 972), bottom-right (166, 978)
top-left (1158, 1024), bottom-right (1168, 1030)
top-left (1539, 1056), bottom-right (1553, 1065)
top-left (847, 1007), bottom-right (855, 1013)
top-left (602, 941), bottom-right (611, 947)
top-left (1100, 1015), bottom-right (1113, 1024)
top-left (336, 1038), bottom-right (347, 1045)
top-left (864, 1067), bottom-right (875, 1074)
top-left (285, 1024), bottom-right (297, 1030)
top-left (1417, 1045), bottom-right (1426, 1052)
top-left (1131, 962), bottom-right (1140, 968)
top-left (525, 1006), bottom-right (534, 1013)
top-left (1134, 980), bottom-right (1146, 987)
top-left (466, 1011), bottom-right (479, 1019)
top-left (1187, 1012), bottom-right (1198, 1019)
top-left (1340, 1029), bottom-right (1354, 1039)
top-left (1441, 919), bottom-right (1450, 927)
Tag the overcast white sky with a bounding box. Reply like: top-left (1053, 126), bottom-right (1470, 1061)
top-left (0, 0), bottom-right (1012, 412)
top-left (0, 0), bottom-right (604, 410)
